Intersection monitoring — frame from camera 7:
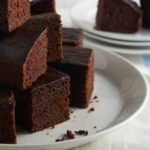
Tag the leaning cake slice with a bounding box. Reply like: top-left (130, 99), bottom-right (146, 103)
top-left (96, 0), bottom-right (142, 33)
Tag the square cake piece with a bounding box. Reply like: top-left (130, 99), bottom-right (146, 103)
top-left (50, 47), bottom-right (94, 108)
top-left (141, 0), bottom-right (150, 28)
top-left (0, 0), bottom-right (30, 33)
top-left (62, 28), bottom-right (83, 47)
top-left (15, 67), bottom-right (70, 133)
top-left (0, 87), bottom-right (16, 144)
top-left (31, 0), bottom-right (55, 15)
top-left (0, 26), bottom-right (48, 90)
top-left (96, 0), bottom-right (142, 33)
top-left (25, 13), bottom-right (63, 62)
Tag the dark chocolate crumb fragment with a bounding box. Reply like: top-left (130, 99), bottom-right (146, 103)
top-left (94, 96), bottom-right (98, 99)
top-left (88, 107), bottom-right (95, 113)
top-left (55, 138), bottom-right (64, 142)
top-left (94, 126), bottom-right (97, 129)
top-left (66, 130), bottom-right (75, 139)
top-left (75, 130), bottom-right (88, 136)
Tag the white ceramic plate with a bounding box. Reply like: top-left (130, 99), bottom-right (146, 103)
top-left (84, 36), bottom-right (150, 55)
top-left (84, 32), bottom-right (150, 47)
top-left (0, 48), bottom-right (149, 150)
top-left (70, 0), bottom-right (150, 42)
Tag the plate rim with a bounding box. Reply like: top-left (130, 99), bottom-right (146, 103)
top-left (0, 48), bottom-right (149, 149)
top-left (84, 32), bottom-right (150, 47)
top-left (70, 0), bottom-right (150, 42)
top-left (84, 37), bottom-right (150, 55)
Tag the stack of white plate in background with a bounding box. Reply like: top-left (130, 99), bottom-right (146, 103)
top-left (70, 0), bottom-right (150, 55)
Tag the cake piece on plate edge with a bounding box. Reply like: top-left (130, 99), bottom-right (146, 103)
top-left (50, 47), bottom-right (94, 108)
top-left (0, 87), bottom-right (16, 144)
top-left (141, 0), bottom-right (150, 28)
top-left (25, 13), bottom-right (63, 62)
top-left (30, 0), bottom-right (56, 15)
top-left (15, 67), bottom-right (70, 133)
top-left (0, 26), bottom-right (48, 90)
top-left (62, 28), bottom-right (83, 47)
top-left (0, 0), bottom-right (30, 33)
top-left (96, 0), bottom-right (142, 33)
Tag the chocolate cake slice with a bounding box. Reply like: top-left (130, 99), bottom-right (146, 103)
top-left (0, 87), bottom-right (16, 144)
top-left (141, 0), bottom-right (150, 28)
top-left (50, 47), bottom-right (94, 108)
top-left (62, 28), bottom-right (83, 47)
top-left (25, 13), bottom-right (63, 62)
top-left (31, 0), bottom-right (55, 15)
top-left (0, 0), bottom-right (30, 33)
top-left (0, 26), bottom-right (48, 90)
top-left (96, 0), bottom-right (142, 33)
top-left (15, 67), bottom-right (70, 133)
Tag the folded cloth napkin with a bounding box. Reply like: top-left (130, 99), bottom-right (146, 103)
top-left (56, 0), bottom-right (150, 149)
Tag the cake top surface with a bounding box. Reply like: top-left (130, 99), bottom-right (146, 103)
top-left (0, 27), bottom-right (46, 64)
top-left (62, 28), bottom-right (83, 41)
top-left (0, 87), bottom-right (14, 105)
top-left (31, 66), bottom-right (69, 88)
top-left (26, 12), bottom-right (60, 25)
top-left (102, 0), bottom-right (141, 12)
top-left (61, 47), bottom-right (93, 67)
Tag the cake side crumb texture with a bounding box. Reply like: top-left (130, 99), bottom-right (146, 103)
top-left (0, 87), bottom-right (16, 144)
top-left (15, 67), bottom-right (70, 132)
top-left (0, 0), bottom-right (31, 33)
top-left (0, 26), bottom-right (48, 89)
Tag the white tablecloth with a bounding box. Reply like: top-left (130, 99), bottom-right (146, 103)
top-left (56, 0), bottom-right (150, 149)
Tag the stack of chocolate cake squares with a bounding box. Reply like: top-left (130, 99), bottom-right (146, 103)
top-left (0, 0), bottom-right (94, 144)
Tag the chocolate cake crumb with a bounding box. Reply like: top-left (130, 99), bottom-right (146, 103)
top-left (88, 108), bottom-right (95, 113)
top-left (56, 138), bottom-right (64, 142)
top-left (94, 126), bottom-right (97, 129)
top-left (75, 130), bottom-right (88, 136)
top-left (66, 130), bottom-right (75, 139)
top-left (94, 96), bottom-right (98, 99)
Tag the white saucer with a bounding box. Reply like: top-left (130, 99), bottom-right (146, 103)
top-left (0, 45), bottom-right (149, 150)
top-left (70, 0), bottom-right (150, 42)
top-left (84, 36), bottom-right (150, 55)
top-left (85, 32), bottom-right (150, 47)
